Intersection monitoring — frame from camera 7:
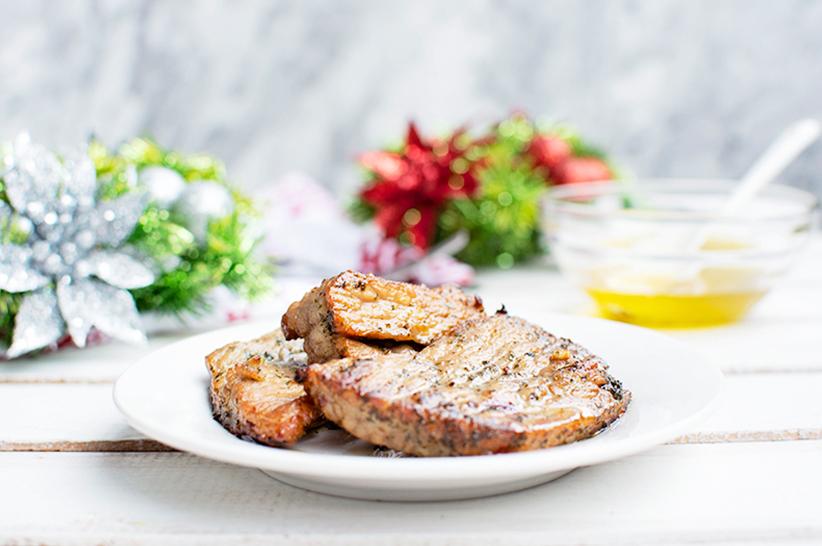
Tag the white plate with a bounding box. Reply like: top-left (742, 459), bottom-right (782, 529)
top-left (113, 312), bottom-right (723, 502)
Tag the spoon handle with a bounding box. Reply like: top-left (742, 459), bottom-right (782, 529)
top-left (685, 118), bottom-right (820, 254)
top-left (723, 118), bottom-right (821, 215)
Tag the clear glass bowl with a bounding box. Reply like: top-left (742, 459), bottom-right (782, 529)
top-left (541, 179), bottom-right (820, 327)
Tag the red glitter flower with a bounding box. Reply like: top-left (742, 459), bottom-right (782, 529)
top-left (358, 123), bottom-right (478, 250)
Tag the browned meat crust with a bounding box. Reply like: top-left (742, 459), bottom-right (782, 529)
top-left (303, 312), bottom-right (631, 457)
top-left (281, 271), bottom-right (485, 363)
top-left (206, 329), bottom-right (322, 447)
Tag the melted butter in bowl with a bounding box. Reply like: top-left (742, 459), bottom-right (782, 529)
top-left (584, 288), bottom-right (766, 327)
top-left (542, 180), bottom-right (819, 328)
top-left (583, 236), bottom-right (765, 326)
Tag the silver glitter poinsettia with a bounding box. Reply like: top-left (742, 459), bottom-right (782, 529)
top-left (0, 133), bottom-right (155, 358)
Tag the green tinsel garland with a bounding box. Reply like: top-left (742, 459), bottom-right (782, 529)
top-left (90, 137), bottom-right (274, 317)
top-left (437, 116), bottom-right (547, 268)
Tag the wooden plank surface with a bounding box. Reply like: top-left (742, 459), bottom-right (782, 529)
top-left (0, 331), bottom-right (197, 383)
top-left (0, 441), bottom-right (820, 545)
top-left (0, 383), bottom-right (146, 447)
top-left (677, 371), bottom-right (822, 442)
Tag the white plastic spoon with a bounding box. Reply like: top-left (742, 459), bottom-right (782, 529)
top-left (688, 117), bottom-right (821, 252)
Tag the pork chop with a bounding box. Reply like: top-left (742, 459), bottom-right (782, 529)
top-left (206, 329), bottom-right (322, 447)
top-left (281, 271), bottom-right (485, 363)
top-left (302, 311), bottom-right (631, 457)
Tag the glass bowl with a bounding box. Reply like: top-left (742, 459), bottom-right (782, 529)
top-left (540, 179), bottom-right (820, 327)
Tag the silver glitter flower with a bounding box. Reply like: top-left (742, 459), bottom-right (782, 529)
top-left (0, 132), bottom-right (155, 358)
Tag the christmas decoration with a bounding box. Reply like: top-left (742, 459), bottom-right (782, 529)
top-left (258, 173), bottom-right (475, 287)
top-left (358, 231), bottom-right (475, 287)
top-left (91, 136), bottom-right (274, 319)
top-left (173, 181), bottom-right (236, 244)
top-left (439, 115), bottom-right (548, 267)
top-left (139, 166), bottom-right (187, 208)
top-left (1, 134), bottom-right (273, 359)
top-left (353, 114), bottom-right (616, 268)
top-left (352, 123), bottom-right (479, 250)
top-left (0, 133), bottom-right (154, 358)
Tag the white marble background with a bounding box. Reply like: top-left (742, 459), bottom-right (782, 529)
top-left (1, 0), bottom-right (821, 199)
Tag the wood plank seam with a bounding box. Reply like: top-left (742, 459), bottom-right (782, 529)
top-left (670, 428), bottom-right (822, 444)
top-left (722, 368), bottom-right (822, 375)
top-left (0, 378), bottom-right (117, 384)
top-left (0, 440), bottom-right (177, 452)
top-left (3, 428), bottom-right (821, 452)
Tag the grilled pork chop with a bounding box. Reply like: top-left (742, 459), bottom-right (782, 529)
top-left (303, 311), bottom-right (630, 457)
top-left (281, 271), bottom-right (485, 363)
top-left (206, 329), bottom-right (321, 447)
top-left (208, 270), bottom-right (454, 446)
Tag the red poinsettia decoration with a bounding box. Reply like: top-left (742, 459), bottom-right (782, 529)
top-left (358, 123), bottom-right (478, 249)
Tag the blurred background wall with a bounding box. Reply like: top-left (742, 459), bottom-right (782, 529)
top-left (1, 0), bottom-right (821, 199)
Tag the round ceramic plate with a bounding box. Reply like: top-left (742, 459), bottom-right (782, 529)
top-left (113, 312), bottom-right (723, 501)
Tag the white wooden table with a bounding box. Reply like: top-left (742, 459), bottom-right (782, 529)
top-left (2, 237), bottom-right (821, 546)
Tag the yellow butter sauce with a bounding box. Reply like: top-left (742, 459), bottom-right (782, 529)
top-left (585, 237), bottom-right (766, 327)
top-left (585, 289), bottom-right (766, 327)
